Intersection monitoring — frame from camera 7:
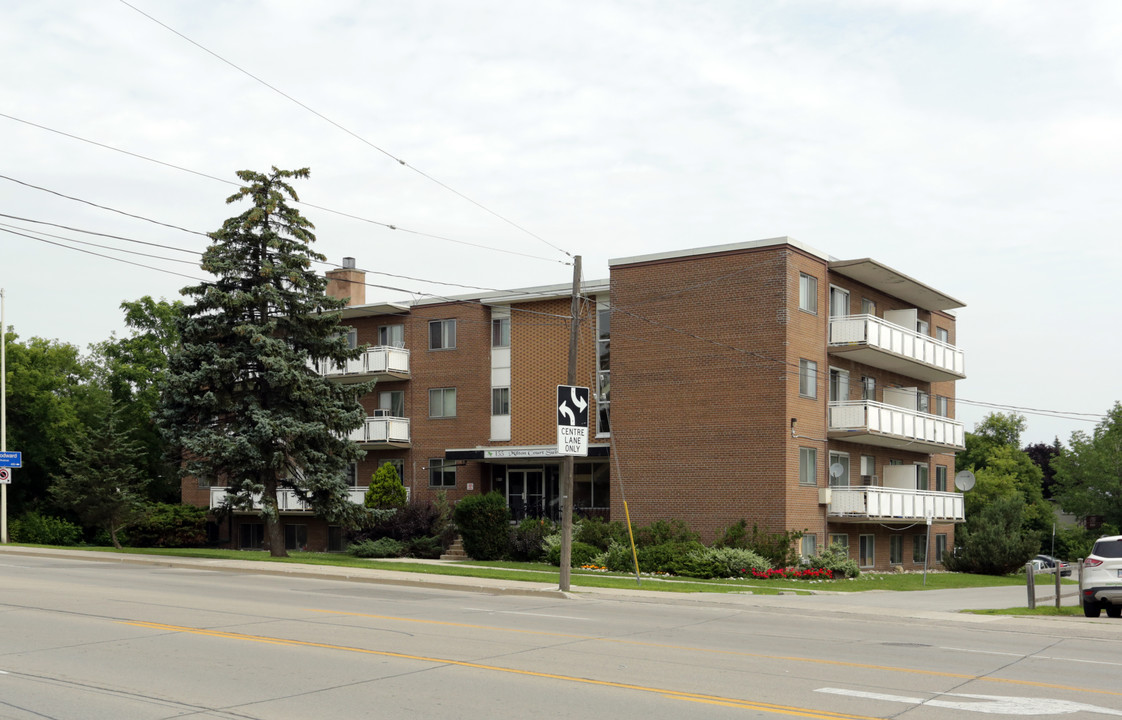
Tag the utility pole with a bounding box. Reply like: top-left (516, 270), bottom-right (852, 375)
top-left (2, 288), bottom-right (7, 544)
top-left (558, 256), bottom-right (581, 591)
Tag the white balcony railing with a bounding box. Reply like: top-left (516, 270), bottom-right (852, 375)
top-left (209, 487), bottom-right (367, 511)
top-left (828, 315), bottom-right (964, 382)
top-left (348, 415), bottom-right (411, 446)
top-left (312, 346), bottom-right (410, 380)
top-left (826, 486), bottom-right (964, 523)
top-left (829, 400), bottom-right (965, 453)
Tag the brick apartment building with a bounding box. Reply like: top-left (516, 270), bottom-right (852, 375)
top-left (184, 237), bottom-right (967, 570)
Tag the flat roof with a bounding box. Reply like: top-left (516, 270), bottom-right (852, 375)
top-left (609, 236), bottom-right (831, 267)
top-left (829, 258), bottom-right (965, 311)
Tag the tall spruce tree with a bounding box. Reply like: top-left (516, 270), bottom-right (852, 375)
top-left (157, 167), bottom-right (372, 557)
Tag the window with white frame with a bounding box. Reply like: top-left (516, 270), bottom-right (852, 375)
top-left (936, 327), bottom-right (949, 344)
top-left (801, 534), bottom-right (817, 560)
top-left (829, 285), bottom-right (850, 318)
top-left (428, 319), bottom-right (456, 350)
top-left (829, 533), bottom-right (849, 550)
top-left (596, 298), bottom-right (611, 436)
top-left (935, 533), bottom-right (947, 562)
top-left (491, 387), bottom-right (510, 416)
top-left (917, 390), bottom-right (930, 414)
top-left (913, 535), bottom-right (926, 563)
top-left (429, 387), bottom-right (456, 418)
top-left (799, 273), bottom-right (817, 314)
top-left (861, 376), bottom-right (876, 401)
top-left (799, 359), bottom-right (817, 398)
top-left (860, 454), bottom-right (876, 483)
top-left (935, 395), bottom-right (948, 417)
top-left (916, 319), bottom-right (929, 336)
top-left (935, 465), bottom-right (947, 492)
top-left (828, 451), bottom-right (850, 487)
top-left (916, 463), bottom-right (929, 491)
top-left (378, 324), bottom-right (404, 347)
top-left (890, 535), bottom-right (903, 565)
top-left (343, 327), bottom-right (358, 349)
top-left (829, 367), bottom-right (849, 402)
top-left (492, 315), bottom-right (510, 348)
top-left (428, 458), bottom-right (456, 487)
top-left (379, 390), bottom-right (404, 417)
top-left (862, 297), bottom-right (876, 315)
top-left (859, 534), bottom-right (875, 568)
top-left (799, 447), bottom-right (817, 486)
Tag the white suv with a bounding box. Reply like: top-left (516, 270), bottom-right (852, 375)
top-left (1081, 535), bottom-right (1122, 618)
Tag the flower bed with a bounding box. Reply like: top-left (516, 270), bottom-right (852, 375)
top-left (744, 567), bottom-right (833, 580)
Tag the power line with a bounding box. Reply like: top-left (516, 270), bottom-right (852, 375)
top-left (1, 226), bottom-right (203, 282)
top-left (118, 0), bottom-right (573, 261)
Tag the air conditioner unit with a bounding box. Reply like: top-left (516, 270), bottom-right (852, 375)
top-left (372, 409), bottom-right (391, 417)
top-left (860, 475), bottom-right (879, 486)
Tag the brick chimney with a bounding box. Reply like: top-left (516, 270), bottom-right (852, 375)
top-left (325, 257), bottom-right (365, 307)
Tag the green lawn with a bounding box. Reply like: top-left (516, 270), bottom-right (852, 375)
top-left (19, 545), bottom-right (1041, 595)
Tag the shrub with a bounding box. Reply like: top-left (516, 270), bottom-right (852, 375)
top-left (546, 540), bottom-right (601, 567)
top-left (574, 517), bottom-right (628, 550)
top-left (509, 517), bottom-right (553, 562)
top-left (804, 542), bottom-right (860, 578)
top-left (364, 462), bottom-right (407, 509)
top-left (9, 512), bottom-right (82, 546)
top-left (452, 492), bottom-right (511, 560)
top-left (944, 496), bottom-right (1040, 575)
top-left (406, 535), bottom-right (444, 559)
top-left (127, 503), bottom-right (208, 548)
top-left (715, 520), bottom-right (803, 569)
top-left (679, 546), bottom-right (771, 578)
top-left (350, 537), bottom-right (406, 558)
top-left (636, 540), bottom-right (707, 575)
top-left (634, 519), bottom-right (699, 547)
top-left (596, 541), bottom-right (638, 573)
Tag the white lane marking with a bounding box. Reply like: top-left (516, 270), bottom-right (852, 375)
top-left (462, 608), bottom-right (588, 620)
top-left (816, 688), bottom-right (1122, 716)
top-left (941, 646), bottom-right (1122, 668)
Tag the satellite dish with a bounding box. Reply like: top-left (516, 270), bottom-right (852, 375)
top-left (954, 470), bottom-right (976, 492)
top-left (829, 463), bottom-right (845, 480)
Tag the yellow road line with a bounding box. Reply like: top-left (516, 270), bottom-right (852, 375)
top-left (123, 620), bottom-right (879, 720)
top-left (305, 608), bottom-right (1122, 697)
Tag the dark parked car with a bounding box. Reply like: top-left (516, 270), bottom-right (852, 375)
top-left (1034, 554), bottom-right (1072, 577)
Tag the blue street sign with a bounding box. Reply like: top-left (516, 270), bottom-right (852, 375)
top-left (0, 451), bottom-right (22, 468)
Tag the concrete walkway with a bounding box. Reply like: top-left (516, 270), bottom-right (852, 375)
top-left (0, 545), bottom-right (1090, 626)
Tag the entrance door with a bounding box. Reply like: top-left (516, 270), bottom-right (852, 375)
top-left (508, 468), bottom-right (546, 520)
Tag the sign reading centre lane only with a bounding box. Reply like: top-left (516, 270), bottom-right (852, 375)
top-left (556, 385), bottom-right (590, 456)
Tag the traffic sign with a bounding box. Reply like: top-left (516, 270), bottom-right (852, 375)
top-left (0, 468), bottom-right (9, 484)
top-left (556, 385), bottom-right (589, 456)
top-left (0, 451), bottom-right (21, 468)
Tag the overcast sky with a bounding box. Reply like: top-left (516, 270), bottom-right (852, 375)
top-left (3, 1), bottom-right (1120, 447)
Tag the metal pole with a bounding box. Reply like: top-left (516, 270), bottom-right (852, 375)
top-left (558, 256), bottom-right (581, 592)
top-left (1, 287), bottom-right (7, 544)
top-left (922, 514), bottom-right (931, 586)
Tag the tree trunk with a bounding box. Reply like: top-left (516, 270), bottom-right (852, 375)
top-left (261, 475), bottom-right (288, 558)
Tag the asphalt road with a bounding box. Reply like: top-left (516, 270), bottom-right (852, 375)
top-left (2, 549), bottom-right (1121, 719)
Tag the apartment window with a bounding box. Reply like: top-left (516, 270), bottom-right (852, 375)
top-left (343, 327), bottom-right (358, 349)
top-left (828, 451), bottom-right (850, 487)
top-left (935, 534), bottom-right (947, 563)
top-left (799, 359), bottom-right (817, 398)
top-left (936, 327), bottom-right (949, 344)
top-left (428, 458), bottom-right (456, 488)
top-left (860, 455), bottom-right (876, 484)
top-left (829, 367), bottom-right (849, 402)
top-left (935, 465), bottom-right (948, 492)
top-left (801, 534), bottom-right (817, 560)
top-left (861, 376), bottom-right (876, 401)
top-left (345, 463), bottom-right (358, 487)
top-left (492, 316), bottom-right (510, 347)
top-left (799, 447), bottom-right (818, 486)
top-left (861, 297), bottom-right (876, 315)
top-left (284, 524), bottom-right (308, 551)
top-left (239, 523), bottom-right (264, 550)
top-left (917, 390), bottom-right (930, 414)
top-left (596, 298), bottom-right (611, 435)
top-left (916, 463), bottom-right (929, 491)
top-left (387, 459), bottom-right (405, 483)
top-left (829, 286), bottom-right (850, 318)
top-left (429, 387), bottom-right (457, 418)
top-left (916, 319), bottom-right (929, 336)
top-left (327, 526), bottom-right (346, 552)
top-left (799, 273), bottom-right (817, 314)
top-left (428, 319), bottom-right (456, 350)
top-left (196, 475), bottom-right (212, 488)
top-left (935, 395), bottom-right (949, 417)
top-left (890, 535), bottom-right (903, 565)
top-left (913, 535), bottom-right (927, 563)
top-left (859, 535), bottom-right (875, 568)
top-left (829, 533), bottom-right (849, 550)
top-left (378, 324), bottom-right (404, 348)
top-left (379, 390), bottom-right (404, 417)
top-left (492, 387), bottom-right (510, 416)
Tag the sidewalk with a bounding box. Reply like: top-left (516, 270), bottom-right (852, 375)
top-left (0, 545), bottom-right (1089, 625)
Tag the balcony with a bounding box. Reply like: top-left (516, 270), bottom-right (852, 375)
top-left (209, 487), bottom-right (367, 512)
top-left (828, 315), bottom-right (964, 382)
top-left (828, 400), bottom-right (965, 454)
top-left (312, 346), bottom-right (410, 383)
top-left (823, 486), bottom-right (964, 524)
top-left (349, 413), bottom-right (411, 448)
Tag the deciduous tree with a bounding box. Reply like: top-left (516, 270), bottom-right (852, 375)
top-left (1053, 402), bottom-right (1122, 530)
